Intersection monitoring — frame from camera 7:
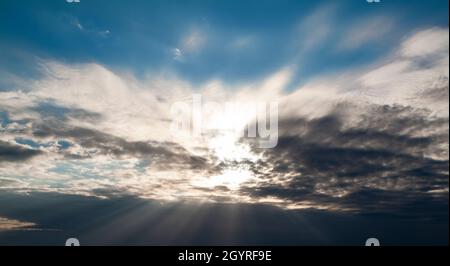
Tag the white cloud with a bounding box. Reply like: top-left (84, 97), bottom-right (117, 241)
top-left (400, 27), bottom-right (449, 58)
top-left (337, 16), bottom-right (395, 51)
top-left (282, 27), bottom-right (449, 119)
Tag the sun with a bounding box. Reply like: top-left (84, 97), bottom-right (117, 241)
top-left (205, 168), bottom-right (254, 189)
top-left (208, 133), bottom-right (259, 162)
top-left (197, 131), bottom-right (259, 189)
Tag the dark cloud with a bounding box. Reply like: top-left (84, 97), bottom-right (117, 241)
top-left (0, 141), bottom-right (42, 162)
top-left (1, 102), bottom-right (212, 170)
top-left (32, 122), bottom-right (209, 170)
top-left (241, 103), bottom-right (449, 214)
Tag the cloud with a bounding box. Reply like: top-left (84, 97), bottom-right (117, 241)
top-left (400, 28), bottom-right (449, 58)
top-left (183, 30), bottom-right (206, 52)
top-left (173, 29), bottom-right (207, 60)
top-left (337, 16), bottom-right (395, 51)
top-left (239, 27), bottom-right (448, 212)
top-left (173, 48), bottom-right (183, 59)
top-left (31, 122), bottom-right (208, 170)
top-left (67, 15), bottom-right (84, 31)
top-left (230, 35), bottom-right (256, 49)
top-left (295, 4), bottom-right (336, 53)
top-left (0, 141), bottom-right (42, 162)
top-left (0, 27), bottom-right (447, 214)
top-left (240, 107), bottom-right (448, 212)
top-left (0, 217), bottom-right (36, 231)
top-left (66, 15), bottom-right (111, 38)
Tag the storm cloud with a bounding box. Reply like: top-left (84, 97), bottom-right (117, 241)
top-left (0, 141), bottom-right (42, 162)
top-left (240, 102), bottom-right (449, 213)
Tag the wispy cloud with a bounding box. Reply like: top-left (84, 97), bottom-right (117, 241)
top-left (173, 29), bottom-right (207, 60)
top-left (0, 217), bottom-right (36, 231)
top-left (67, 15), bottom-right (110, 38)
top-left (337, 16), bottom-right (395, 51)
top-left (294, 3), bottom-right (337, 54)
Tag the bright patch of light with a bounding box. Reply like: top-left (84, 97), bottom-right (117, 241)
top-left (208, 133), bottom-right (259, 162)
top-left (204, 168), bottom-right (254, 189)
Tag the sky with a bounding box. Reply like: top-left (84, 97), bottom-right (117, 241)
top-left (0, 0), bottom-right (448, 245)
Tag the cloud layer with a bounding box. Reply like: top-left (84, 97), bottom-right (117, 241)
top-left (0, 27), bottom-right (448, 218)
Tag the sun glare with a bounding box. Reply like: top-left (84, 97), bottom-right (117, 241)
top-left (205, 169), bottom-right (254, 189)
top-left (208, 133), bottom-right (259, 162)
top-left (191, 132), bottom-right (259, 190)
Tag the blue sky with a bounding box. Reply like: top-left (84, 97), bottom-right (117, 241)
top-left (0, 0), bottom-right (448, 87)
